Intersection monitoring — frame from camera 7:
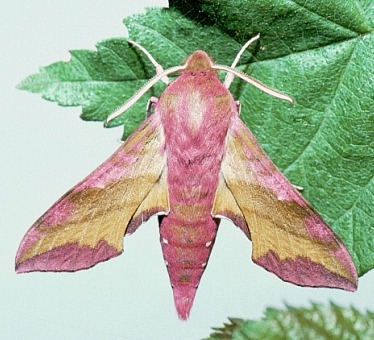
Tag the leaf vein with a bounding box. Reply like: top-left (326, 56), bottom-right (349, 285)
top-left (289, 0), bottom-right (360, 35)
top-left (284, 40), bottom-right (358, 172)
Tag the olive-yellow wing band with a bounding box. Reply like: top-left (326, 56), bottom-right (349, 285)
top-left (213, 117), bottom-right (357, 290)
top-left (16, 113), bottom-right (169, 273)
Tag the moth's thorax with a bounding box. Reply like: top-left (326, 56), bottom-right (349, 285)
top-left (158, 62), bottom-right (238, 132)
top-left (157, 61), bottom-right (238, 196)
top-left (158, 72), bottom-right (235, 209)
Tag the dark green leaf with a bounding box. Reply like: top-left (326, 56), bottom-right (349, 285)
top-left (204, 302), bottom-right (374, 340)
top-left (17, 38), bottom-right (166, 136)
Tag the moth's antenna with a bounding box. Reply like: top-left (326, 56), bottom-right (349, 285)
top-left (215, 64), bottom-right (293, 104)
top-left (105, 39), bottom-right (186, 125)
top-left (224, 33), bottom-right (260, 89)
top-left (104, 65), bottom-right (186, 125)
top-left (128, 40), bottom-right (170, 85)
top-left (105, 36), bottom-right (292, 126)
top-left (221, 33), bottom-right (293, 103)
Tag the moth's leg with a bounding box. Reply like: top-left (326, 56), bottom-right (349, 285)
top-left (128, 40), bottom-right (170, 85)
top-left (146, 96), bottom-right (159, 118)
top-left (235, 100), bottom-right (241, 115)
top-left (292, 184), bottom-right (304, 191)
top-left (224, 34), bottom-right (260, 89)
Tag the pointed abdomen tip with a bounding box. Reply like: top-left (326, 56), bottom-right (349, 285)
top-left (173, 285), bottom-right (197, 320)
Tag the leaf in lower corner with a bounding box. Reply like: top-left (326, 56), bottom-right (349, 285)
top-left (204, 302), bottom-right (374, 340)
top-left (203, 318), bottom-right (245, 340)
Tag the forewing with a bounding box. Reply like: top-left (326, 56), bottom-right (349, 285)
top-left (213, 117), bottom-right (357, 291)
top-left (16, 114), bottom-right (168, 273)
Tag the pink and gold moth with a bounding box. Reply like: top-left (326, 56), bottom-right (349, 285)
top-left (16, 34), bottom-right (357, 320)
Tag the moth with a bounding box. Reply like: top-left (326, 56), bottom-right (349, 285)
top-left (16, 34), bottom-right (357, 320)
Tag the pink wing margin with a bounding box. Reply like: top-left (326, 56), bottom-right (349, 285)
top-left (213, 117), bottom-right (358, 291)
top-left (16, 113), bottom-right (169, 273)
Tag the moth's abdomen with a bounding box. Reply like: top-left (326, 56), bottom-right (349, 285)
top-left (160, 213), bottom-right (218, 320)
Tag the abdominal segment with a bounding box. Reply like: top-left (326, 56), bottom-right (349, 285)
top-left (159, 212), bottom-right (219, 319)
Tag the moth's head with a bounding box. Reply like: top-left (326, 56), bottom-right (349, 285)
top-left (183, 51), bottom-right (216, 73)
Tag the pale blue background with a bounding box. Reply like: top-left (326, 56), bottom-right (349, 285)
top-left (1, 1), bottom-right (373, 339)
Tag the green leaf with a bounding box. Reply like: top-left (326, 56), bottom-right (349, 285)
top-left (204, 302), bottom-right (374, 340)
top-left (17, 38), bottom-right (167, 136)
top-left (17, 0), bottom-right (373, 275)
